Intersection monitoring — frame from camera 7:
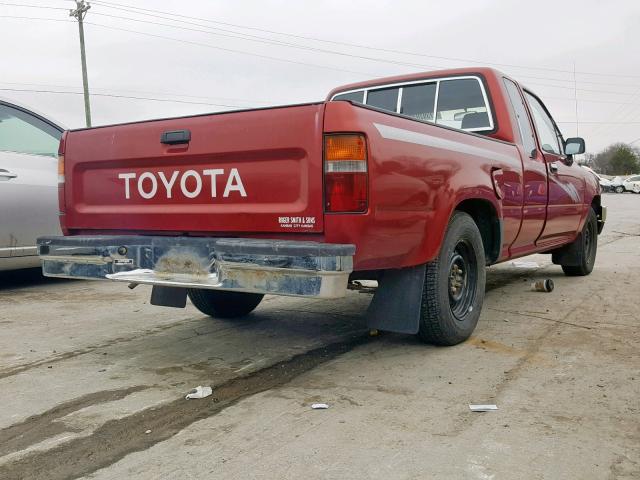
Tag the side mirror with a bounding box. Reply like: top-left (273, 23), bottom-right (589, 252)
top-left (565, 137), bottom-right (585, 155)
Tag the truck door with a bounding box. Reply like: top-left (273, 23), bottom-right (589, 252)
top-left (524, 92), bottom-right (583, 248)
top-left (0, 103), bottom-right (61, 258)
top-left (502, 78), bottom-right (547, 256)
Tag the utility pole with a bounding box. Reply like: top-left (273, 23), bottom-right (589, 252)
top-left (572, 62), bottom-right (579, 137)
top-left (70, 0), bottom-right (92, 127)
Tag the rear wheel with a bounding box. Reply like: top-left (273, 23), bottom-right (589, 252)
top-left (561, 208), bottom-right (598, 276)
top-left (417, 212), bottom-right (486, 346)
top-left (614, 185), bottom-right (624, 193)
top-left (187, 289), bottom-right (264, 318)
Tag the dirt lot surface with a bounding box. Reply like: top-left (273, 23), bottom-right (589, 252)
top-left (0, 193), bottom-right (638, 479)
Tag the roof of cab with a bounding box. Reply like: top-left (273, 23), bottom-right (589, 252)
top-left (326, 67), bottom-right (505, 100)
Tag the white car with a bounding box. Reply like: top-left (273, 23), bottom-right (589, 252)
top-left (622, 174), bottom-right (640, 193)
top-left (0, 99), bottom-right (64, 270)
top-left (581, 166), bottom-right (613, 192)
top-left (610, 176), bottom-right (626, 194)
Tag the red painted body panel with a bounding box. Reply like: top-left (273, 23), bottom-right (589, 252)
top-left (322, 101), bottom-right (516, 269)
top-left (61, 67), bottom-right (599, 272)
top-left (62, 104), bottom-right (326, 234)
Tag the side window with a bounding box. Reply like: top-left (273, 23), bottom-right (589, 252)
top-left (503, 78), bottom-right (537, 157)
top-left (400, 82), bottom-right (436, 122)
top-left (0, 104), bottom-right (61, 158)
top-left (366, 87), bottom-right (399, 113)
top-left (332, 90), bottom-right (364, 103)
top-left (524, 93), bottom-right (561, 155)
top-left (436, 78), bottom-right (492, 131)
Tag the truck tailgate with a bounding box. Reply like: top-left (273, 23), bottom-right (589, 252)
top-left (62, 103), bottom-right (325, 234)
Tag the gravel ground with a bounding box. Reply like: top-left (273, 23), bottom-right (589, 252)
top-left (0, 192), bottom-right (638, 479)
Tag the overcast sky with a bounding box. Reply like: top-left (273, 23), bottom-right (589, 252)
top-left (1, 0), bottom-right (639, 153)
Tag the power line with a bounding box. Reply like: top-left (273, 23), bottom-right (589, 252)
top-left (88, 11), bottom-right (444, 72)
top-left (4, 12), bottom-right (639, 97)
top-left (525, 81), bottom-right (639, 97)
top-left (84, 21), bottom-right (376, 77)
top-left (1, 14), bottom-right (375, 77)
top-left (0, 1), bottom-right (68, 10)
top-left (68, 16), bottom-right (640, 97)
top-left (85, 4), bottom-right (640, 90)
top-left (87, 10), bottom-right (640, 96)
top-left (514, 72), bottom-right (636, 89)
top-left (0, 14), bottom-right (72, 22)
top-left (91, 9), bottom-right (640, 95)
top-left (542, 96), bottom-right (640, 106)
top-left (0, 87), bottom-right (243, 108)
top-left (0, 80), bottom-right (274, 105)
top-left (5, 88), bottom-right (640, 126)
top-left (89, 0), bottom-right (640, 80)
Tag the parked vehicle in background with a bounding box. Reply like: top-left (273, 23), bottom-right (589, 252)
top-left (610, 176), bottom-right (626, 193)
top-left (581, 166), bottom-right (613, 192)
top-left (622, 175), bottom-right (640, 193)
top-left (0, 99), bottom-right (64, 271)
top-left (39, 67), bottom-right (605, 346)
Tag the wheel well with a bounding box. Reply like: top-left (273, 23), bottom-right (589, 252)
top-left (455, 199), bottom-right (501, 265)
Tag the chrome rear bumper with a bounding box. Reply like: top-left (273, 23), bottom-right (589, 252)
top-left (38, 236), bottom-right (355, 299)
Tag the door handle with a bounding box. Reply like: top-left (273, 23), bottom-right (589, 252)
top-left (161, 129), bottom-right (191, 145)
top-left (549, 162), bottom-right (559, 174)
top-left (0, 169), bottom-right (18, 179)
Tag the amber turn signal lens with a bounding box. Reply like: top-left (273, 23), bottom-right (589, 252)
top-left (57, 154), bottom-right (65, 184)
top-left (324, 134), bottom-right (366, 161)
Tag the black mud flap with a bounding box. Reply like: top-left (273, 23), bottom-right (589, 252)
top-left (551, 234), bottom-right (583, 267)
top-left (150, 286), bottom-right (188, 308)
top-left (366, 264), bottom-right (426, 334)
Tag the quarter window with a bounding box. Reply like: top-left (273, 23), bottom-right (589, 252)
top-left (436, 78), bottom-right (491, 131)
top-left (332, 90), bottom-right (364, 104)
top-left (525, 93), bottom-right (561, 155)
top-left (401, 82), bottom-right (436, 122)
top-left (367, 87), bottom-right (399, 113)
top-left (503, 78), bottom-right (537, 157)
top-left (0, 104), bottom-right (61, 157)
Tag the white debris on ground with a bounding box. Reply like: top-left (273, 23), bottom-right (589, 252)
top-left (469, 404), bottom-right (498, 412)
top-left (185, 386), bottom-right (213, 400)
top-left (511, 261), bottom-right (539, 268)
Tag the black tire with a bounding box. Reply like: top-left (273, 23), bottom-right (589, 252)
top-left (561, 208), bottom-right (598, 276)
top-left (417, 211), bottom-right (486, 346)
top-left (187, 289), bottom-right (264, 318)
top-left (614, 185), bottom-right (624, 193)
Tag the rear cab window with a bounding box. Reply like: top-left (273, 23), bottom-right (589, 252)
top-left (330, 75), bottom-right (494, 134)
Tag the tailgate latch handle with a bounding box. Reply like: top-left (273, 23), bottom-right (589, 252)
top-left (161, 129), bottom-right (191, 145)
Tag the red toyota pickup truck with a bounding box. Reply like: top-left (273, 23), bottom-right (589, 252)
top-left (39, 67), bottom-right (605, 346)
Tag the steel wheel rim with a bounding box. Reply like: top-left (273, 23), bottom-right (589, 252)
top-left (448, 240), bottom-right (477, 321)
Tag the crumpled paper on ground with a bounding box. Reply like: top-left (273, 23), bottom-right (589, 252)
top-left (185, 386), bottom-right (213, 399)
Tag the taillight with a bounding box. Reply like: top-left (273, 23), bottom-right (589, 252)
top-left (57, 154), bottom-right (65, 184)
top-left (324, 134), bottom-right (368, 213)
top-left (58, 131), bottom-right (67, 185)
top-left (58, 132), bottom-right (69, 234)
